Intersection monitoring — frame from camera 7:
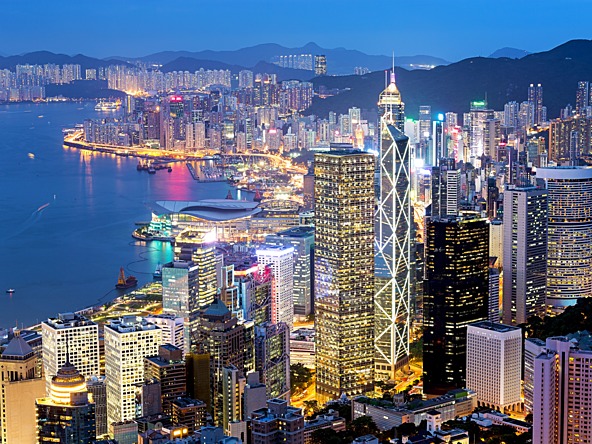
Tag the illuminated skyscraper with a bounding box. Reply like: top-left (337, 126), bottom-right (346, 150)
top-left (314, 55), bottom-right (327, 76)
top-left (423, 214), bottom-right (489, 395)
top-left (105, 316), bottom-right (162, 426)
top-left (314, 150), bottom-right (375, 402)
top-left (502, 186), bottom-right (548, 324)
top-left (528, 83), bottom-right (544, 125)
top-left (36, 362), bottom-right (96, 443)
top-left (536, 167), bottom-right (592, 310)
top-left (375, 68), bottom-right (411, 380)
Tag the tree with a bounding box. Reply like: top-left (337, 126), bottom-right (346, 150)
top-left (396, 422), bottom-right (417, 438)
top-left (348, 416), bottom-right (379, 437)
top-left (290, 363), bottom-right (313, 393)
top-left (303, 400), bottom-right (320, 417)
top-left (310, 428), bottom-right (343, 444)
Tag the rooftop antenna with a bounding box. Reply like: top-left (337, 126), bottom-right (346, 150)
top-left (391, 51), bottom-right (396, 83)
top-left (65, 333), bottom-right (70, 365)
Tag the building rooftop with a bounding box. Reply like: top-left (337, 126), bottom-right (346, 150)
top-left (469, 321), bottom-right (521, 333)
top-left (44, 312), bottom-right (96, 329)
top-left (272, 226), bottom-right (315, 238)
top-left (153, 199), bottom-right (261, 222)
top-left (106, 316), bottom-right (158, 333)
top-left (1, 335), bottom-right (34, 359)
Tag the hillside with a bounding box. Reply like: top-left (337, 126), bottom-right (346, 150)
top-left (306, 39), bottom-right (592, 119)
top-left (0, 51), bottom-right (128, 70)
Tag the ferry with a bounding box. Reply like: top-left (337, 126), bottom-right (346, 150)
top-left (95, 101), bottom-right (121, 111)
top-left (6, 289), bottom-right (15, 294)
top-left (153, 263), bottom-right (163, 281)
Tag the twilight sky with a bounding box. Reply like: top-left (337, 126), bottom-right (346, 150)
top-left (1, 0), bottom-right (591, 61)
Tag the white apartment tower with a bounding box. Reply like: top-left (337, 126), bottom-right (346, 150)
top-left (256, 246), bottom-right (295, 331)
top-left (466, 321), bottom-right (522, 413)
top-left (533, 336), bottom-right (592, 444)
top-left (41, 313), bottom-right (100, 390)
top-left (502, 186), bottom-right (548, 324)
top-left (144, 314), bottom-right (185, 351)
top-left (105, 316), bottom-right (161, 426)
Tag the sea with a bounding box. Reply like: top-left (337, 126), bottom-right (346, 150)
top-left (0, 102), bottom-right (236, 328)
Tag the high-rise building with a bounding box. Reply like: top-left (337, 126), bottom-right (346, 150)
top-left (239, 70), bottom-right (254, 89)
top-left (465, 321), bottom-right (522, 413)
top-left (502, 186), bottom-right (548, 324)
top-left (533, 336), bottom-right (592, 444)
top-left (105, 316), bottom-right (162, 426)
top-left (42, 313), bottom-right (100, 390)
top-left (375, 68), bottom-right (410, 381)
top-left (314, 55), bottom-right (327, 76)
top-left (524, 338), bottom-right (546, 415)
top-left (251, 398), bottom-right (304, 444)
top-left (536, 167), bottom-right (592, 310)
top-left (266, 226), bottom-right (315, 319)
top-left (528, 83), bottom-right (544, 125)
top-left (144, 314), bottom-right (185, 351)
top-left (256, 246), bottom-right (295, 331)
top-left (314, 150), bottom-right (375, 402)
top-left (431, 159), bottom-right (460, 218)
top-left (0, 335), bottom-right (45, 443)
top-left (194, 299), bottom-right (252, 426)
top-left (489, 266), bottom-right (500, 322)
top-left (145, 344), bottom-right (186, 415)
top-left (87, 376), bottom-right (108, 437)
top-left (576, 81), bottom-right (590, 114)
top-left (36, 362), bottom-right (96, 443)
top-left (221, 365), bottom-right (246, 434)
top-left (423, 215), bottom-right (489, 395)
top-left (255, 322), bottom-right (290, 400)
top-left (469, 101), bottom-right (494, 159)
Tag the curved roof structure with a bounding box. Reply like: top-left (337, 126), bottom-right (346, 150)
top-left (153, 199), bottom-right (262, 222)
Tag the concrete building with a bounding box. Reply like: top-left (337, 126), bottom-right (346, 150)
top-left (266, 226), bottom-right (315, 319)
top-left (352, 389), bottom-right (477, 430)
top-left (466, 322), bottom-right (522, 412)
top-left (536, 167), bottom-right (592, 311)
top-left (87, 376), bottom-right (108, 437)
top-left (145, 314), bottom-right (185, 351)
top-left (502, 186), bottom-right (548, 324)
top-left (256, 245), bottom-right (295, 331)
top-left (0, 335), bottom-right (45, 443)
top-left (314, 150), bottom-right (375, 403)
top-left (145, 344), bottom-right (186, 415)
top-left (251, 398), bottom-right (304, 444)
top-left (532, 336), bottom-right (592, 443)
top-left (105, 316), bottom-right (162, 426)
top-left (36, 362), bottom-right (96, 443)
top-left (41, 312), bottom-right (100, 389)
top-left (524, 338), bottom-right (546, 415)
top-left (255, 321), bottom-right (290, 400)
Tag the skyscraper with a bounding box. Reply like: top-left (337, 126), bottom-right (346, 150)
top-left (254, 322), bottom-right (290, 400)
top-left (105, 316), bottom-right (162, 426)
top-left (536, 167), bottom-right (592, 310)
top-left (465, 321), bottom-right (522, 413)
top-left (533, 336), bottom-right (592, 444)
top-left (42, 313), bottom-right (100, 390)
top-left (375, 68), bottom-right (411, 380)
top-left (266, 226), bottom-right (315, 319)
top-left (256, 246), bottom-right (295, 331)
top-left (0, 335), bottom-right (45, 443)
top-left (576, 81), bottom-right (589, 114)
top-left (528, 83), bottom-right (544, 125)
top-left (36, 362), bottom-right (96, 443)
top-left (314, 55), bottom-right (327, 76)
top-left (423, 214), bottom-right (489, 395)
top-left (314, 150), bottom-right (375, 403)
top-left (502, 186), bottom-right (548, 324)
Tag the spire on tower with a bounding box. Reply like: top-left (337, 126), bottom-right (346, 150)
top-left (390, 51), bottom-right (396, 84)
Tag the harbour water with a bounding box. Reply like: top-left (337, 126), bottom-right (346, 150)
top-left (0, 102), bottom-right (234, 327)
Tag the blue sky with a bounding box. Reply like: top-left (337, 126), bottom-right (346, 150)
top-left (1, 0), bottom-right (591, 60)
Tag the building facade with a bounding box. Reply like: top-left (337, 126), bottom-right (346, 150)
top-left (314, 150), bottom-right (375, 402)
top-left (466, 321), bottom-right (522, 412)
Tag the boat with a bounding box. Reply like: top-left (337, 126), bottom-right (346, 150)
top-left (153, 263), bottom-right (163, 281)
top-left (148, 166), bottom-right (156, 174)
top-left (6, 289), bottom-right (14, 294)
top-left (28, 153), bottom-right (35, 159)
top-left (168, 167), bottom-right (173, 172)
top-left (95, 101), bottom-right (121, 111)
top-left (115, 267), bottom-right (138, 289)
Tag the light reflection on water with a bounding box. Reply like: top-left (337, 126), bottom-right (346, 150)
top-left (0, 102), bottom-right (233, 327)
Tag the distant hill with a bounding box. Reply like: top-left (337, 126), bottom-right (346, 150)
top-left (0, 51), bottom-right (128, 70)
top-left (306, 39), bottom-right (592, 119)
top-left (489, 47), bottom-right (531, 59)
top-left (127, 42), bottom-right (449, 74)
top-left (45, 80), bottom-right (125, 100)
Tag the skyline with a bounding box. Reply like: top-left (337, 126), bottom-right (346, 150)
top-left (1, 0), bottom-right (592, 61)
